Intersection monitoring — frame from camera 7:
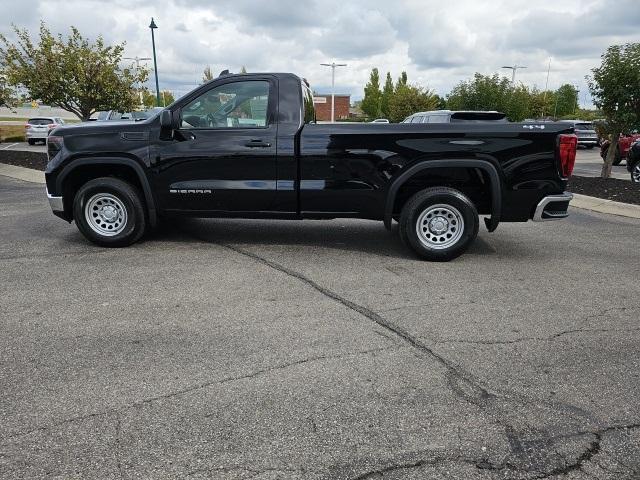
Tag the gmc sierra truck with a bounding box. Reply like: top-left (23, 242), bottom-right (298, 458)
top-left (45, 71), bottom-right (577, 261)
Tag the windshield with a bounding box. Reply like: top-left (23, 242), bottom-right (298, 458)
top-left (574, 123), bottom-right (595, 131)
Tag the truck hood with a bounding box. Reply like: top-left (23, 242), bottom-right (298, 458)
top-left (52, 119), bottom-right (151, 137)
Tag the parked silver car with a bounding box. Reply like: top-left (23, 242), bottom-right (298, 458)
top-left (558, 120), bottom-right (599, 149)
top-left (25, 117), bottom-right (65, 145)
top-left (402, 110), bottom-right (508, 123)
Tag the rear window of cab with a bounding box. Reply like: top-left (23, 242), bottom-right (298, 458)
top-left (28, 118), bottom-right (54, 125)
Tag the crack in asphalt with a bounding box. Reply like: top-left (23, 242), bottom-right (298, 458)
top-left (1, 346), bottom-right (391, 446)
top-left (348, 458), bottom-right (433, 479)
top-left (215, 242), bottom-right (640, 480)
top-left (346, 424), bottom-right (640, 480)
top-left (436, 326), bottom-right (640, 346)
top-left (131, 346), bottom-right (393, 409)
top-left (434, 307), bottom-right (639, 346)
top-left (219, 243), bottom-right (494, 401)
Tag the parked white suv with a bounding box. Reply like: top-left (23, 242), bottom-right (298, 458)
top-left (25, 117), bottom-right (65, 145)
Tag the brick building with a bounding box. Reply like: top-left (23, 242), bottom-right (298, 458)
top-left (313, 94), bottom-right (351, 121)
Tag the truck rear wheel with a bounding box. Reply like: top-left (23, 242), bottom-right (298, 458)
top-left (73, 177), bottom-right (147, 247)
top-left (399, 187), bottom-right (479, 261)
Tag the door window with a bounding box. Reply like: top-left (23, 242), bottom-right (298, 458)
top-left (181, 81), bottom-right (270, 129)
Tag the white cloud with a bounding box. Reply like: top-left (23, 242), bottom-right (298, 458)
top-left (1, 0), bottom-right (638, 106)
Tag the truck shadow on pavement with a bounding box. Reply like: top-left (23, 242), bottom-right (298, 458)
top-left (147, 217), bottom-right (501, 260)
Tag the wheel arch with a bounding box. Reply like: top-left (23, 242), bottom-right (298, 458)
top-left (384, 159), bottom-right (502, 232)
top-left (56, 157), bottom-right (157, 227)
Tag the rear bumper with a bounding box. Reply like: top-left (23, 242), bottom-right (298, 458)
top-left (47, 188), bottom-right (64, 213)
top-left (532, 192), bottom-right (573, 221)
top-left (26, 131), bottom-right (49, 139)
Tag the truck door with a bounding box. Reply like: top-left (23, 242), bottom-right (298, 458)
top-left (155, 78), bottom-right (277, 213)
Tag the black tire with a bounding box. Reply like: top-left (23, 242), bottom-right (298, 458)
top-left (631, 161), bottom-right (640, 183)
top-left (399, 187), bottom-right (479, 261)
top-left (73, 177), bottom-right (146, 247)
top-left (27, 139), bottom-right (35, 145)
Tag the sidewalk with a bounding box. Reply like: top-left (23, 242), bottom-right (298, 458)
top-left (0, 162), bottom-right (45, 184)
top-left (571, 193), bottom-right (640, 219)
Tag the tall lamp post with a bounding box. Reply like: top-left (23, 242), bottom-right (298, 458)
top-left (149, 18), bottom-right (160, 107)
top-left (320, 62), bottom-right (347, 123)
top-left (501, 64), bottom-right (527, 84)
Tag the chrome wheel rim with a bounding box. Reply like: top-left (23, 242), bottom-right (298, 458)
top-left (85, 193), bottom-right (127, 236)
top-left (632, 164), bottom-right (640, 183)
top-left (416, 204), bottom-right (464, 250)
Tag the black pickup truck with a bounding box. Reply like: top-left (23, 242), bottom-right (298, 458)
top-left (45, 71), bottom-right (577, 261)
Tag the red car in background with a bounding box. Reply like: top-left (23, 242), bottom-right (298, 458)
top-left (600, 133), bottom-right (640, 165)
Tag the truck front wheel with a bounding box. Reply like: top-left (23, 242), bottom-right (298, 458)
top-left (73, 177), bottom-right (147, 247)
top-left (399, 187), bottom-right (479, 261)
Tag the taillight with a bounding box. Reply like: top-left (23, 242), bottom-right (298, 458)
top-left (48, 124), bottom-right (56, 129)
top-left (558, 134), bottom-right (577, 178)
top-left (24, 124), bottom-right (30, 129)
top-left (46, 136), bottom-right (64, 161)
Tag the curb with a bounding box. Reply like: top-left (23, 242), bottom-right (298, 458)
top-left (0, 163), bottom-right (45, 184)
top-left (0, 162), bottom-right (638, 220)
top-left (570, 193), bottom-right (640, 219)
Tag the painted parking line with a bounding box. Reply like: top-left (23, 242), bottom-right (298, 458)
top-left (0, 143), bottom-right (19, 151)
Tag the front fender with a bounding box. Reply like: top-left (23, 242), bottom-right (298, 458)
top-left (55, 156), bottom-right (157, 227)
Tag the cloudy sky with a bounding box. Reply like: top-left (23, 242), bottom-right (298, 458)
top-left (2, 0), bottom-right (639, 106)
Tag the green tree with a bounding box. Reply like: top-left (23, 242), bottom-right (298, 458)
top-left (588, 43), bottom-right (640, 177)
top-left (361, 68), bottom-right (382, 118)
top-left (433, 94), bottom-right (447, 110)
top-left (446, 73), bottom-right (512, 113)
top-left (202, 65), bottom-right (214, 83)
top-left (0, 71), bottom-right (17, 108)
top-left (554, 84), bottom-right (579, 117)
top-left (0, 23), bottom-right (148, 120)
top-left (504, 83), bottom-right (532, 122)
top-left (388, 84), bottom-right (439, 122)
top-left (529, 88), bottom-right (555, 119)
top-left (396, 71), bottom-right (408, 90)
top-left (380, 72), bottom-right (394, 118)
top-left (142, 88), bottom-right (174, 108)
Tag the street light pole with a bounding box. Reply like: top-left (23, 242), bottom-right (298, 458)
top-left (542, 57), bottom-right (551, 117)
top-left (149, 18), bottom-right (160, 107)
top-left (321, 62), bottom-right (347, 123)
top-left (501, 64), bottom-right (527, 84)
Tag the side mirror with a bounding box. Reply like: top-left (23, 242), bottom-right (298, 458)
top-left (159, 110), bottom-right (173, 129)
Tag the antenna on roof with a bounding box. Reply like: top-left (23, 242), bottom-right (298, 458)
top-left (218, 69), bottom-right (230, 77)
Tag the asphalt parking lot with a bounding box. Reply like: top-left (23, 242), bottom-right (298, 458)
top-left (1, 175), bottom-right (639, 479)
top-left (572, 147), bottom-right (630, 181)
top-left (0, 141), bottom-right (47, 153)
